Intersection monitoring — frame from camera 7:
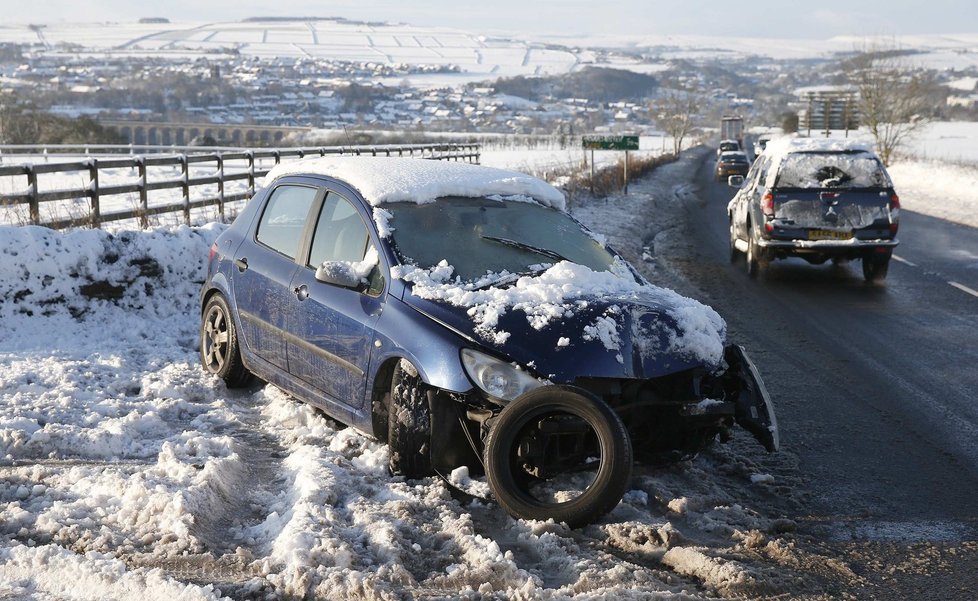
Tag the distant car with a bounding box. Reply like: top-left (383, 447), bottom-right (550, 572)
top-left (715, 151), bottom-right (751, 181)
top-left (727, 138), bottom-right (900, 281)
top-left (199, 157), bottom-right (778, 527)
top-left (717, 139), bottom-right (741, 156)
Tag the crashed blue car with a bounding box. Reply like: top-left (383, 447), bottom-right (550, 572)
top-left (199, 157), bottom-right (778, 527)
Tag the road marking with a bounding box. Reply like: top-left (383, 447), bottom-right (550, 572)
top-left (892, 254), bottom-right (917, 267)
top-left (948, 281), bottom-right (978, 299)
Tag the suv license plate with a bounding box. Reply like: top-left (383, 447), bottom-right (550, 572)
top-left (808, 229), bottom-right (852, 240)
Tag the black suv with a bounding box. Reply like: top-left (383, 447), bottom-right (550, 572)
top-left (727, 138), bottom-right (900, 281)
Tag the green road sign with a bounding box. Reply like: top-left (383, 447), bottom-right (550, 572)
top-left (582, 135), bottom-right (639, 151)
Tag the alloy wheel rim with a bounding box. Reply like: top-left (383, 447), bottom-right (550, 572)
top-left (203, 306), bottom-right (229, 372)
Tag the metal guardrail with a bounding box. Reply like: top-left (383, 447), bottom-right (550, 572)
top-left (0, 143), bottom-right (481, 230)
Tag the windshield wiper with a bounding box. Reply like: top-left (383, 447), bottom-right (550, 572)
top-left (471, 265), bottom-right (553, 291)
top-left (479, 235), bottom-right (569, 263)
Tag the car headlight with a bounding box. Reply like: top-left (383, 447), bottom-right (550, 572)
top-left (460, 348), bottom-right (544, 403)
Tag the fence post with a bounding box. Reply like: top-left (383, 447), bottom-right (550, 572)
top-left (180, 155), bottom-right (190, 225)
top-left (216, 154), bottom-right (225, 221)
top-left (137, 157), bottom-right (148, 229)
top-left (246, 151), bottom-right (255, 197)
top-left (88, 158), bottom-right (101, 228)
top-left (25, 164), bottom-right (39, 225)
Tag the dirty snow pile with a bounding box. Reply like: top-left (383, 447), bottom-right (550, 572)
top-left (0, 155), bottom-right (821, 600)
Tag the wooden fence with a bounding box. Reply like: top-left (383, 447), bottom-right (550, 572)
top-left (0, 143), bottom-right (480, 230)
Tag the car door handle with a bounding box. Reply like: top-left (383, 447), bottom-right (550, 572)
top-left (293, 285), bottom-right (309, 301)
top-left (234, 257), bottom-right (248, 272)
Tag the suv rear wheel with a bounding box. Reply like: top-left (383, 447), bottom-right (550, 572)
top-left (746, 227), bottom-right (765, 278)
top-left (862, 254), bottom-right (890, 282)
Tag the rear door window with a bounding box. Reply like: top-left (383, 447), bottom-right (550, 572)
top-left (255, 185), bottom-right (318, 259)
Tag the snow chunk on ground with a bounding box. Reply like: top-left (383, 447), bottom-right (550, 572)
top-left (263, 156), bottom-right (565, 210)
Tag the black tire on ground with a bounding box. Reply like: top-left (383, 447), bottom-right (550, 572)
top-left (729, 217), bottom-right (740, 263)
top-left (388, 362), bottom-right (433, 479)
top-left (746, 227), bottom-right (763, 279)
top-left (200, 294), bottom-right (252, 388)
top-left (484, 386), bottom-right (633, 528)
top-left (862, 255), bottom-right (890, 282)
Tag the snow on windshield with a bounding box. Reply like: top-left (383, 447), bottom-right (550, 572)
top-left (263, 156), bottom-right (566, 210)
top-left (775, 153), bottom-right (889, 189)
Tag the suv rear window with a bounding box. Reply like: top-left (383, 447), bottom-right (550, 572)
top-left (774, 151), bottom-right (889, 189)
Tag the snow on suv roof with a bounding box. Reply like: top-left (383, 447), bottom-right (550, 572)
top-left (763, 137), bottom-right (874, 157)
top-left (263, 156), bottom-right (566, 210)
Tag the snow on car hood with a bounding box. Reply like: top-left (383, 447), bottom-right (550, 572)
top-left (263, 156), bottom-right (566, 210)
top-left (394, 259), bottom-right (727, 380)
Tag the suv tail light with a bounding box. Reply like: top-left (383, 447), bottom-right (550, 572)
top-left (889, 194), bottom-right (900, 235)
top-left (761, 192), bottom-right (775, 217)
top-left (208, 242), bottom-right (218, 263)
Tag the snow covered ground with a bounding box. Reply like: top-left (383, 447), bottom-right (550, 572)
top-left (0, 150), bottom-right (842, 600)
top-left (1, 142), bottom-right (976, 598)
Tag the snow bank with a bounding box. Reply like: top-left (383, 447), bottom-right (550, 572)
top-left (888, 159), bottom-right (978, 229)
top-left (263, 156), bottom-right (566, 210)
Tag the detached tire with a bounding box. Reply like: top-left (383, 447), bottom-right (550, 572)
top-left (485, 386), bottom-right (632, 528)
top-left (388, 362), bottom-right (433, 479)
top-left (200, 294), bottom-right (252, 388)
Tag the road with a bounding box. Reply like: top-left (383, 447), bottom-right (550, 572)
top-left (669, 154), bottom-right (978, 598)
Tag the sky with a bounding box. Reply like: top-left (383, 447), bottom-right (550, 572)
top-left (1, 0), bottom-right (976, 39)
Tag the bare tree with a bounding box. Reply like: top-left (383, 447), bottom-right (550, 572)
top-left (651, 89), bottom-right (699, 156)
top-left (851, 44), bottom-right (934, 166)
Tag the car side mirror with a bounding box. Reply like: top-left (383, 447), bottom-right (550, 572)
top-left (727, 175), bottom-right (745, 188)
top-left (315, 261), bottom-right (363, 289)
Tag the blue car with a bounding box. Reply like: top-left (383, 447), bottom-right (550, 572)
top-left (199, 156), bottom-right (778, 526)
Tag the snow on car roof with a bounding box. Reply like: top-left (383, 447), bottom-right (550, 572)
top-left (263, 156), bottom-right (566, 210)
top-left (762, 137), bottom-right (874, 159)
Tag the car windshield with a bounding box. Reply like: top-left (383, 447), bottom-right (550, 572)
top-left (720, 153), bottom-right (748, 162)
top-left (383, 196), bottom-right (617, 281)
top-left (774, 151), bottom-right (890, 189)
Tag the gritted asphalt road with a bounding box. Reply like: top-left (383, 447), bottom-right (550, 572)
top-left (677, 155), bottom-right (978, 540)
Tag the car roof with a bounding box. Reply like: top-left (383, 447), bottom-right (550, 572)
top-left (762, 136), bottom-right (875, 158)
top-left (262, 156), bottom-right (566, 210)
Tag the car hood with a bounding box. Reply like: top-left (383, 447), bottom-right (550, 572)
top-left (402, 287), bottom-right (727, 383)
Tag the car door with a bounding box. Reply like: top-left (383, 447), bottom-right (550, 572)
top-left (287, 189), bottom-right (385, 411)
top-left (232, 183), bottom-right (321, 371)
top-left (736, 155), bottom-right (768, 241)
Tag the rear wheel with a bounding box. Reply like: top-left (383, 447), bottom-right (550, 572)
top-left (728, 217), bottom-right (740, 263)
top-left (862, 254), bottom-right (890, 282)
top-left (200, 294), bottom-right (252, 388)
top-left (484, 386), bottom-right (632, 528)
top-left (388, 362), bottom-right (433, 478)
top-left (746, 227), bottom-right (764, 278)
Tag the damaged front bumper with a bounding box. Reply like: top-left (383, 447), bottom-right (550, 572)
top-left (724, 344), bottom-right (779, 452)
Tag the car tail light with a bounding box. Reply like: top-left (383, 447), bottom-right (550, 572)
top-left (761, 192), bottom-right (775, 217)
top-left (889, 193), bottom-right (900, 235)
top-left (208, 242), bottom-right (218, 263)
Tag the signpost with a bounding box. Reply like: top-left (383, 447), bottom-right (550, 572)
top-left (582, 135), bottom-right (640, 195)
